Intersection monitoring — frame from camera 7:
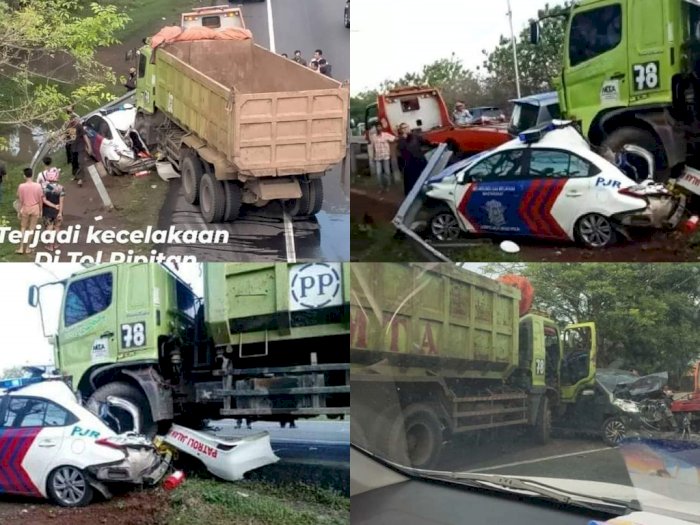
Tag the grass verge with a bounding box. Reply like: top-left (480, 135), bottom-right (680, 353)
top-left (167, 477), bottom-right (349, 525)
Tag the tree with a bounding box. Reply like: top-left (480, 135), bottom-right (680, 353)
top-left (504, 264), bottom-right (700, 386)
top-left (350, 89), bottom-right (377, 128)
top-left (0, 0), bottom-right (130, 144)
top-left (0, 366), bottom-right (24, 380)
top-left (482, 2), bottom-right (570, 98)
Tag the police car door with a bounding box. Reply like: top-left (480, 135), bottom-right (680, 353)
top-left (0, 397), bottom-right (66, 496)
top-left (525, 148), bottom-right (598, 240)
top-left (455, 149), bottom-right (528, 235)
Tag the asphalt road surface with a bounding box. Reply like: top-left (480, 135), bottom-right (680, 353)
top-left (435, 436), bottom-right (633, 487)
top-left (207, 418), bottom-right (350, 467)
top-left (160, 0), bottom-right (350, 262)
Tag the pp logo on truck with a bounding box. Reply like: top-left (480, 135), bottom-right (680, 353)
top-left (121, 322), bottom-right (146, 348)
top-left (289, 263), bottom-right (342, 311)
top-left (632, 61), bottom-right (659, 92)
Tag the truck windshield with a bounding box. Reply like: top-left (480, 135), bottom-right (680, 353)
top-left (569, 5), bottom-right (622, 67)
top-left (64, 273), bottom-right (113, 327)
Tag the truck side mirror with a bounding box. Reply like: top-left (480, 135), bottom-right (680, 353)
top-left (28, 285), bottom-right (39, 307)
top-left (530, 21), bottom-right (540, 45)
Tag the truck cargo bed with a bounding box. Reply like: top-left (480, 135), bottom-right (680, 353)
top-left (155, 40), bottom-right (348, 177)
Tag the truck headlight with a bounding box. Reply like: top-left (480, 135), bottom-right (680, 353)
top-left (613, 398), bottom-right (639, 413)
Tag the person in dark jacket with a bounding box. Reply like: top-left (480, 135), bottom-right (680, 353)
top-left (65, 108), bottom-right (88, 187)
top-left (397, 123), bottom-right (436, 196)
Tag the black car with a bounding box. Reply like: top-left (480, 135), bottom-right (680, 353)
top-left (555, 369), bottom-right (671, 447)
top-left (344, 0), bottom-right (350, 28)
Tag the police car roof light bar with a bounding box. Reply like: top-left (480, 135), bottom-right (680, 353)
top-left (0, 376), bottom-right (44, 392)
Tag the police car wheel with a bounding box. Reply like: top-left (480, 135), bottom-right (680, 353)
top-left (575, 213), bottom-right (615, 249)
top-left (48, 466), bottom-right (93, 507)
top-left (430, 210), bottom-right (461, 241)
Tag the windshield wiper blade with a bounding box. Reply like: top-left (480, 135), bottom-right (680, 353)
top-left (400, 467), bottom-right (640, 515)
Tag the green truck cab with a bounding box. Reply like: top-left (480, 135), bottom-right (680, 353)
top-left (28, 263), bottom-right (350, 435)
top-left (532, 0), bottom-right (700, 176)
top-left (350, 263), bottom-right (596, 469)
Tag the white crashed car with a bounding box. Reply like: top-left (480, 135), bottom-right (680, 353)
top-left (423, 123), bottom-right (684, 248)
top-left (0, 378), bottom-right (169, 507)
top-left (84, 104), bottom-right (155, 176)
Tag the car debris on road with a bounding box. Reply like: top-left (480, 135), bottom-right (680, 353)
top-left (162, 424), bottom-right (280, 482)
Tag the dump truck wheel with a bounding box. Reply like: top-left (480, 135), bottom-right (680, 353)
top-left (181, 153), bottom-right (204, 205)
top-left (223, 181), bottom-right (242, 222)
top-left (199, 172), bottom-right (226, 223)
top-left (87, 382), bottom-right (156, 437)
top-left (380, 403), bottom-right (443, 469)
top-left (308, 178), bottom-right (324, 216)
top-left (601, 127), bottom-right (665, 181)
top-left (533, 396), bottom-right (551, 445)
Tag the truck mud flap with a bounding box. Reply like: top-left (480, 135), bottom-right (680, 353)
top-left (392, 143), bottom-right (455, 262)
top-left (162, 424), bottom-right (279, 482)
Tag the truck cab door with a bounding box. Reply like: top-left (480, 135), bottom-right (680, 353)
top-left (559, 322), bottom-right (597, 402)
top-left (563, 2), bottom-right (629, 133)
top-left (626, 0), bottom-right (670, 107)
top-left (58, 268), bottom-right (118, 386)
top-left (135, 48), bottom-right (155, 114)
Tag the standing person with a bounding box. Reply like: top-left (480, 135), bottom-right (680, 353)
top-left (369, 122), bottom-right (396, 193)
top-left (293, 50), bottom-right (307, 66)
top-left (452, 101), bottom-right (473, 126)
top-left (65, 108), bottom-right (88, 187)
top-left (397, 123), bottom-right (436, 196)
top-left (310, 49), bottom-right (327, 70)
top-left (36, 156), bottom-right (59, 188)
top-left (124, 67), bottom-right (137, 91)
top-left (0, 163), bottom-right (5, 205)
top-left (41, 168), bottom-right (65, 252)
top-left (16, 168), bottom-right (43, 255)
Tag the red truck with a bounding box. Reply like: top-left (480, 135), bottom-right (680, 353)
top-left (365, 86), bottom-right (511, 155)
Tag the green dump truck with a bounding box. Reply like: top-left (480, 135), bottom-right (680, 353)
top-left (350, 263), bottom-right (596, 469)
top-left (135, 6), bottom-right (349, 222)
top-left (28, 263), bottom-right (350, 435)
top-left (530, 0), bottom-right (700, 184)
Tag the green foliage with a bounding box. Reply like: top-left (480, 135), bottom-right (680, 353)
top-left (0, 0), bottom-right (130, 128)
top-left (482, 3), bottom-right (570, 99)
top-left (0, 366), bottom-right (24, 379)
top-left (506, 264), bottom-right (700, 385)
top-left (354, 3), bottom-right (570, 114)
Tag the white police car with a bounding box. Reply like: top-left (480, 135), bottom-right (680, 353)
top-left (0, 377), bottom-right (169, 507)
top-left (424, 124), bottom-right (683, 248)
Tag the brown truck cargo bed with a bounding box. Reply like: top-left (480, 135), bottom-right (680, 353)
top-left (156, 39), bottom-right (348, 177)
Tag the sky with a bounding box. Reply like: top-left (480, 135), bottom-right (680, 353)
top-left (350, 0), bottom-right (549, 94)
top-left (0, 263), bottom-right (203, 373)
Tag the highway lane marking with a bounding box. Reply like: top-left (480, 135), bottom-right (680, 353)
top-left (283, 208), bottom-right (297, 263)
top-left (470, 446), bottom-right (612, 473)
top-left (266, 0), bottom-right (276, 53)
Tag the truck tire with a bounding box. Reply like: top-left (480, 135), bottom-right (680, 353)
top-left (601, 127), bottom-right (664, 181)
top-left (181, 153), bottom-right (204, 205)
top-left (533, 396), bottom-right (551, 445)
top-left (308, 178), bottom-right (324, 216)
top-left (379, 403), bottom-right (443, 469)
top-left (87, 382), bottom-right (156, 437)
top-left (199, 172), bottom-right (226, 223)
top-left (223, 181), bottom-right (242, 222)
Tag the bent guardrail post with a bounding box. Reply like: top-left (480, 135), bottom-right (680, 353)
top-left (88, 164), bottom-right (114, 210)
top-left (392, 143), bottom-right (453, 262)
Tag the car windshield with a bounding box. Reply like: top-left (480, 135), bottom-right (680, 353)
top-left (351, 263), bottom-right (700, 522)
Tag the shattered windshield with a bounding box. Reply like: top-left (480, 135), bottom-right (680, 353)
top-left (351, 263), bottom-right (700, 522)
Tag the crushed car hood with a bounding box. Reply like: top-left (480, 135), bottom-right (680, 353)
top-left (615, 372), bottom-right (669, 399)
